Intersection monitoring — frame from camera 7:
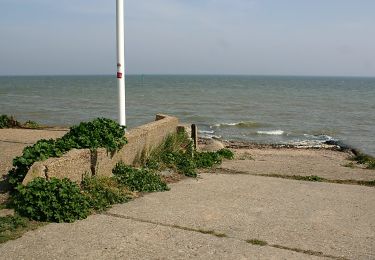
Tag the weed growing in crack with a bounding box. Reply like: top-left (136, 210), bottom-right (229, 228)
top-left (145, 132), bottom-right (234, 177)
top-left (351, 153), bottom-right (375, 170)
top-left (113, 162), bottom-right (170, 192)
top-left (246, 239), bottom-right (268, 246)
top-left (81, 176), bottom-right (133, 212)
top-left (0, 215), bottom-right (44, 244)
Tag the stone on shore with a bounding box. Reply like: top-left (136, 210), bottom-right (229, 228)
top-left (200, 139), bottom-right (225, 152)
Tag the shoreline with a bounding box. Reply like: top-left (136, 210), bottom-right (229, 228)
top-left (2, 113), bottom-right (373, 157)
top-left (13, 125), bottom-right (372, 157)
top-left (199, 137), bottom-right (358, 155)
top-left (0, 121), bottom-right (368, 158)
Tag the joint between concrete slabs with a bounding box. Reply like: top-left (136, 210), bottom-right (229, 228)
top-left (0, 140), bottom-right (35, 145)
top-left (102, 212), bottom-right (347, 260)
top-left (214, 168), bottom-right (375, 187)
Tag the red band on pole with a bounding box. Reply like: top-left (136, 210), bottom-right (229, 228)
top-left (117, 72), bottom-right (123, 79)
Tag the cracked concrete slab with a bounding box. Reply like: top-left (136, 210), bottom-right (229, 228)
top-left (0, 213), bottom-right (322, 260)
top-left (108, 174), bottom-right (375, 260)
top-left (0, 131), bottom-right (374, 259)
top-left (0, 173), bottom-right (373, 259)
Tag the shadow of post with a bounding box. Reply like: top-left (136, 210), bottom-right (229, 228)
top-left (0, 175), bottom-right (11, 206)
top-left (0, 175), bottom-right (11, 194)
top-left (90, 149), bottom-right (98, 177)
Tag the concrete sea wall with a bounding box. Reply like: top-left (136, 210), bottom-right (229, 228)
top-left (22, 114), bottom-right (179, 185)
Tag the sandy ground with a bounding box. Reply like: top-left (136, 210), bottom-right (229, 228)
top-left (0, 129), bottom-right (374, 259)
top-left (220, 148), bottom-right (375, 181)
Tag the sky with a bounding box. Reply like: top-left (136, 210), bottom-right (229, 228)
top-left (0, 0), bottom-right (374, 77)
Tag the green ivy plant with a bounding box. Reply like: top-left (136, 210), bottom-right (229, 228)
top-left (216, 148), bottom-right (235, 160)
top-left (8, 118), bottom-right (127, 187)
top-left (13, 178), bottom-right (90, 223)
top-left (63, 118), bottom-right (127, 152)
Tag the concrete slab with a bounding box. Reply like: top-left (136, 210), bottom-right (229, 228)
top-left (0, 214), bottom-right (322, 260)
top-left (0, 133), bottom-right (374, 259)
top-left (220, 148), bottom-right (375, 181)
top-left (0, 173), bottom-right (374, 259)
top-left (0, 128), bottom-right (68, 203)
top-left (108, 174), bottom-right (375, 260)
top-left (0, 128), bottom-right (67, 177)
top-left (0, 128), bottom-right (68, 144)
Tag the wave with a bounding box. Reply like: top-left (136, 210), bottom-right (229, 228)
top-left (6, 93), bottom-right (41, 98)
top-left (308, 129), bottom-right (341, 136)
top-left (286, 133), bottom-right (341, 148)
top-left (199, 130), bottom-right (215, 134)
top-left (201, 134), bottom-right (222, 140)
top-left (303, 134), bottom-right (335, 141)
top-left (212, 121), bottom-right (265, 128)
top-left (257, 130), bottom-right (284, 135)
top-left (287, 140), bottom-right (329, 147)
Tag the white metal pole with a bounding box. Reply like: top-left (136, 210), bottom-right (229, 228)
top-left (116, 0), bottom-right (126, 126)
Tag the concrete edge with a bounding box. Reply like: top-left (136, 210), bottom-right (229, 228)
top-left (22, 114), bottom-right (179, 185)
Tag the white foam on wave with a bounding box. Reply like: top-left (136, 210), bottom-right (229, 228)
top-left (199, 130), bottom-right (215, 134)
top-left (303, 134), bottom-right (335, 141)
top-left (213, 122), bottom-right (237, 127)
top-left (212, 121), bottom-right (262, 128)
top-left (257, 130), bottom-right (284, 135)
top-left (286, 133), bottom-right (340, 148)
top-left (288, 140), bottom-right (327, 148)
top-left (201, 134), bottom-right (222, 140)
top-left (208, 135), bottom-right (222, 140)
top-left (198, 129), bottom-right (221, 140)
top-left (320, 135), bottom-right (335, 141)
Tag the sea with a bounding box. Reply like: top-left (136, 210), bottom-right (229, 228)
top-left (0, 75), bottom-right (374, 156)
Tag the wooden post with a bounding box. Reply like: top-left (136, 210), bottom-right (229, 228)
top-left (191, 124), bottom-right (198, 150)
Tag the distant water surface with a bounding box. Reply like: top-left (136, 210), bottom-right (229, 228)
top-left (0, 75), bottom-right (374, 155)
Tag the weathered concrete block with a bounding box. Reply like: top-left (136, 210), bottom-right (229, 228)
top-left (23, 114), bottom-right (179, 185)
top-left (200, 139), bottom-right (225, 152)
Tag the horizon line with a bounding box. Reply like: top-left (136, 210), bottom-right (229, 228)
top-left (1, 73), bottom-right (375, 79)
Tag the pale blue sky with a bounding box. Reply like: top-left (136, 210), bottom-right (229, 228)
top-left (0, 0), bottom-right (374, 76)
